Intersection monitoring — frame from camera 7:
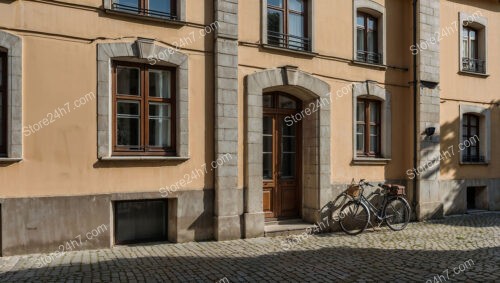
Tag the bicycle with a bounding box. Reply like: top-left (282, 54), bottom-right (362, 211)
top-left (339, 179), bottom-right (411, 235)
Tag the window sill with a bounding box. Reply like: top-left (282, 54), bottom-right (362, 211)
top-left (104, 9), bottom-right (185, 26)
top-left (352, 157), bottom-right (391, 165)
top-left (100, 156), bottom-right (190, 162)
top-left (261, 44), bottom-right (318, 57)
top-left (0, 158), bottom-right (22, 163)
top-left (458, 70), bottom-right (489, 78)
top-left (351, 60), bottom-right (387, 70)
top-left (460, 161), bottom-right (489, 166)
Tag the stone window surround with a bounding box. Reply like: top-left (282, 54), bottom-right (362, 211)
top-left (260, 0), bottom-right (316, 52)
top-left (352, 82), bottom-right (391, 164)
top-left (459, 104), bottom-right (490, 164)
top-left (353, 0), bottom-right (386, 66)
top-left (0, 30), bottom-right (22, 162)
top-left (458, 12), bottom-right (488, 75)
top-left (97, 39), bottom-right (189, 161)
top-left (103, 0), bottom-right (186, 23)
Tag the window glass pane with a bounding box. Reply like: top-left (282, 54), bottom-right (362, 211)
top-left (0, 56), bottom-right (3, 88)
top-left (267, 9), bottom-right (284, 33)
top-left (370, 101), bottom-right (380, 122)
top-left (268, 0), bottom-right (283, 8)
top-left (470, 37), bottom-right (477, 59)
top-left (149, 70), bottom-right (171, 98)
top-left (117, 66), bottom-right (140, 96)
top-left (357, 29), bottom-right (365, 52)
top-left (357, 15), bottom-right (365, 27)
top-left (367, 31), bottom-right (377, 53)
top-left (356, 125), bottom-right (365, 152)
top-left (282, 119), bottom-right (296, 136)
top-left (470, 116), bottom-right (478, 126)
top-left (149, 103), bottom-right (171, 147)
top-left (368, 17), bottom-right (377, 31)
top-left (288, 13), bottom-right (305, 49)
top-left (148, 0), bottom-right (171, 15)
top-left (263, 94), bottom-right (274, 108)
top-left (0, 93), bottom-right (3, 147)
top-left (115, 0), bottom-right (139, 10)
top-left (117, 101), bottom-right (140, 147)
top-left (370, 126), bottom-right (379, 153)
top-left (470, 126), bottom-right (478, 137)
top-left (357, 101), bottom-right (365, 122)
top-left (289, 0), bottom-right (305, 12)
top-left (462, 37), bottom-right (468, 58)
top-left (469, 30), bottom-right (476, 40)
top-left (279, 95), bottom-right (297, 109)
top-left (263, 135), bottom-right (273, 153)
top-left (282, 137), bottom-right (296, 153)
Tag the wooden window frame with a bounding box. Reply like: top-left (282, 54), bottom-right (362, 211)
top-left (0, 51), bottom-right (7, 156)
top-left (462, 114), bottom-right (480, 160)
top-left (112, 61), bottom-right (176, 156)
top-left (113, 0), bottom-right (177, 19)
top-left (267, 0), bottom-right (308, 49)
top-left (356, 12), bottom-right (379, 62)
top-left (356, 98), bottom-right (381, 157)
top-left (463, 26), bottom-right (479, 60)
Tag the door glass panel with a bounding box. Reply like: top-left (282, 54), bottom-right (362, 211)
top-left (263, 116), bottom-right (273, 180)
top-left (279, 95), bottom-right (297, 109)
top-left (117, 66), bottom-right (140, 96)
top-left (263, 94), bottom-right (274, 108)
top-left (117, 101), bottom-right (141, 147)
top-left (280, 119), bottom-right (296, 179)
top-left (148, 103), bottom-right (171, 147)
top-left (149, 70), bottom-right (171, 98)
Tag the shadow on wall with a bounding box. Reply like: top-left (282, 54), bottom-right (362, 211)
top-left (423, 99), bottom-right (499, 214)
top-left (0, 245), bottom-right (497, 281)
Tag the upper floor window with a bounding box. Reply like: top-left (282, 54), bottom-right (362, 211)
top-left (113, 62), bottom-right (176, 156)
top-left (356, 98), bottom-right (381, 157)
top-left (0, 51), bottom-right (6, 156)
top-left (459, 12), bottom-right (487, 75)
top-left (356, 12), bottom-right (381, 64)
top-left (462, 114), bottom-right (482, 162)
top-left (267, 0), bottom-right (310, 51)
top-left (112, 0), bottom-right (177, 20)
top-left (353, 0), bottom-right (386, 66)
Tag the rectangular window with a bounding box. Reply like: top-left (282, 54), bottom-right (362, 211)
top-left (113, 0), bottom-right (176, 20)
top-left (114, 200), bottom-right (168, 244)
top-left (0, 51), bottom-right (6, 156)
top-left (462, 26), bottom-right (484, 73)
top-left (113, 62), bottom-right (176, 156)
top-left (267, 0), bottom-right (309, 51)
top-left (356, 12), bottom-right (380, 64)
top-left (462, 114), bottom-right (482, 162)
top-left (357, 99), bottom-right (381, 157)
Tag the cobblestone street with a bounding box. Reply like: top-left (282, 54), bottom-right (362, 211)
top-left (0, 212), bottom-right (498, 282)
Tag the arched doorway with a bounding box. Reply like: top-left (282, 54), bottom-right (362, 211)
top-left (262, 92), bottom-right (302, 220)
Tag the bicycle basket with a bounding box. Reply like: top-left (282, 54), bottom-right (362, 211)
top-left (346, 185), bottom-right (361, 198)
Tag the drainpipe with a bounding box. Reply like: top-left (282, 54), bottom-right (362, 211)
top-left (412, 0), bottom-right (418, 213)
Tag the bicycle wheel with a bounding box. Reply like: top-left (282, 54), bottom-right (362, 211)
top-left (384, 197), bottom-right (411, 231)
top-left (339, 200), bottom-right (370, 235)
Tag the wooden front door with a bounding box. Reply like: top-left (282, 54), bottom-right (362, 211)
top-left (262, 92), bottom-right (301, 220)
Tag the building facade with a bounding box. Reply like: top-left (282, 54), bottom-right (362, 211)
top-left (0, 0), bottom-right (498, 256)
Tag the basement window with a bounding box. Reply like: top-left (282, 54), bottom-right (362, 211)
top-left (114, 199), bottom-right (168, 244)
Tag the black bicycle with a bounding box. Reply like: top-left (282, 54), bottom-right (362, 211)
top-left (339, 179), bottom-right (411, 235)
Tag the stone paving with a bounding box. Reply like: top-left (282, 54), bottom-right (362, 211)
top-left (0, 212), bottom-right (498, 282)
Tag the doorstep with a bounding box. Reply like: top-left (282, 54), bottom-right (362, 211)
top-left (264, 219), bottom-right (315, 237)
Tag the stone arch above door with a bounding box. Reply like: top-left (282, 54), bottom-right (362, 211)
top-left (243, 66), bottom-right (331, 234)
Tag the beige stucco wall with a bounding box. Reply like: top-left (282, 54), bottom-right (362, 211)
top-left (238, 0), bottom-right (414, 186)
top-left (439, 0), bottom-right (500, 180)
top-left (0, 0), bottom-right (215, 197)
